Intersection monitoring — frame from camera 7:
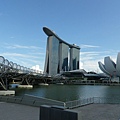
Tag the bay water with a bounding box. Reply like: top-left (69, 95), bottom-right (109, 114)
top-left (12, 84), bottom-right (120, 102)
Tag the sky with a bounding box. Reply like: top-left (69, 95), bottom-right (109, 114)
top-left (0, 0), bottom-right (120, 73)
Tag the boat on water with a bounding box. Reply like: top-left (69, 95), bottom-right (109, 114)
top-left (56, 82), bottom-right (64, 85)
top-left (39, 83), bottom-right (49, 86)
top-left (17, 85), bottom-right (33, 88)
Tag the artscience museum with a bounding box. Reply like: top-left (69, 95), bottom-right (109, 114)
top-left (98, 52), bottom-right (120, 82)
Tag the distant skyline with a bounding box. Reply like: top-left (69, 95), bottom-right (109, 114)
top-left (0, 0), bottom-right (120, 72)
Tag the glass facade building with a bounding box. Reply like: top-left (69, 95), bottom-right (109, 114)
top-left (69, 47), bottom-right (80, 70)
top-left (44, 36), bottom-right (59, 76)
top-left (59, 43), bottom-right (69, 72)
top-left (43, 27), bottom-right (80, 76)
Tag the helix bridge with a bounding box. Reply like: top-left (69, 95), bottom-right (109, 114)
top-left (0, 56), bottom-right (50, 95)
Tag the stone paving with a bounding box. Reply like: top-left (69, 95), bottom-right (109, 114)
top-left (73, 104), bottom-right (120, 120)
top-left (0, 102), bottom-right (39, 120)
top-left (0, 102), bottom-right (120, 120)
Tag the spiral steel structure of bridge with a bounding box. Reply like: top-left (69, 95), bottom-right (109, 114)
top-left (0, 56), bottom-right (45, 91)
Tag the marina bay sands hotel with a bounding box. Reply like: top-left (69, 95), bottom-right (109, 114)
top-left (43, 27), bottom-right (80, 76)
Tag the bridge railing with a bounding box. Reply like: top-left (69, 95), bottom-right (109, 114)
top-left (0, 56), bottom-right (42, 74)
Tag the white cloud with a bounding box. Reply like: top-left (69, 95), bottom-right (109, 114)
top-left (80, 51), bottom-right (100, 62)
top-left (0, 43), bottom-right (45, 71)
top-left (80, 52), bottom-right (100, 72)
top-left (32, 65), bottom-right (43, 73)
top-left (80, 59), bottom-right (101, 73)
top-left (80, 51), bottom-right (100, 55)
top-left (80, 44), bottom-right (100, 48)
top-left (80, 61), bottom-right (83, 69)
top-left (79, 45), bottom-right (102, 72)
top-left (0, 52), bottom-right (45, 70)
top-left (80, 50), bottom-right (118, 73)
top-left (81, 52), bottom-right (100, 60)
top-left (1, 52), bottom-right (39, 58)
top-left (5, 44), bottom-right (43, 49)
top-left (30, 52), bottom-right (45, 55)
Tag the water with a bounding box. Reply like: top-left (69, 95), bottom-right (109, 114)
top-left (12, 84), bottom-right (120, 102)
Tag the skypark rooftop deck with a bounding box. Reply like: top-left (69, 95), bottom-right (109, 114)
top-left (43, 27), bottom-right (80, 49)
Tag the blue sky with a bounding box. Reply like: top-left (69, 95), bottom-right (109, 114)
top-left (0, 0), bottom-right (120, 72)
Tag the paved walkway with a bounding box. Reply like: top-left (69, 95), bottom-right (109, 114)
top-left (0, 102), bottom-right (39, 120)
top-left (74, 104), bottom-right (120, 120)
top-left (0, 102), bottom-right (120, 120)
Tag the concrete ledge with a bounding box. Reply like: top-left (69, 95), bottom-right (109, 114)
top-left (7, 97), bottom-right (16, 103)
top-left (21, 99), bottom-right (34, 106)
top-left (14, 98), bottom-right (22, 104)
top-left (34, 101), bottom-right (43, 107)
top-left (24, 94), bottom-right (65, 107)
top-left (0, 90), bottom-right (15, 95)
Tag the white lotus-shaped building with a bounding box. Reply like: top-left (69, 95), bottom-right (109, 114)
top-left (98, 52), bottom-right (120, 80)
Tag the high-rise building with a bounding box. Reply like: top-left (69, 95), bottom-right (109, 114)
top-left (59, 43), bottom-right (69, 72)
top-left (43, 27), bottom-right (80, 76)
top-left (69, 47), bottom-right (80, 71)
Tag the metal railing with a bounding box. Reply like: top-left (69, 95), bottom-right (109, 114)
top-left (65, 97), bottom-right (94, 109)
top-left (93, 97), bottom-right (120, 104)
top-left (65, 97), bottom-right (120, 108)
top-left (0, 95), bottom-right (120, 109)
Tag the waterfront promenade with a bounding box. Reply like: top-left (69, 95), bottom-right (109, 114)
top-left (0, 102), bottom-right (39, 120)
top-left (74, 104), bottom-right (120, 120)
top-left (0, 102), bottom-right (120, 120)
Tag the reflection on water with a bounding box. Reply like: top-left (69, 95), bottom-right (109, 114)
top-left (12, 84), bottom-right (120, 102)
